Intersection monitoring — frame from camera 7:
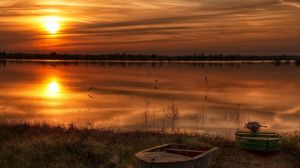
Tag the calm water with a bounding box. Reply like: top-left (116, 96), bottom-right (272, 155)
top-left (0, 60), bottom-right (299, 135)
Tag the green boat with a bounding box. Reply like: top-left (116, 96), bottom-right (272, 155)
top-left (235, 131), bottom-right (282, 152)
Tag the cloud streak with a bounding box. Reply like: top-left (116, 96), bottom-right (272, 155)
top-left (0, 0), bottom-right (300, 54)
top-left (280, 0), bottom-right (300, 8)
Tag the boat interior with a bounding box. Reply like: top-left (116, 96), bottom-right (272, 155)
top-left (150, 144), bottom-right (211, 157)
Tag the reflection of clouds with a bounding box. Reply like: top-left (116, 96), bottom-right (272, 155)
top-left (1, 61), bottom-right (300, 133)
top-left (282, 105), bottom-right (300, 114)
top-left (76, 86), bottom-right (202, 101)
top-left (280, 0), bottom-right (300, 8)
top-left (273, 104), bottom-right (300, 130)
top-left (0, 92), bottom-right (137, 124)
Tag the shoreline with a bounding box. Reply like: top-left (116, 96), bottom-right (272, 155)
top-left (0, 123), bottom-right (299, 168)
top-left (1, 52), bottom-right (300, 62)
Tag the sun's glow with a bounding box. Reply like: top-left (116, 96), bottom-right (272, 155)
top-left (46, 80), bottom-right (60, 97)
top-left (49, 81), bottom-right (59, 92)
top-left (41, 16), bottom-right (62, 34)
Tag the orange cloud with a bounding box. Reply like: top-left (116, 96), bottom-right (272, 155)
top-left (0, 0), bottom-right (300, 54)
top-left (280, 0), bottom-right (300, 8)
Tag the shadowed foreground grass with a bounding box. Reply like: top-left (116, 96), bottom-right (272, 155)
top-left (0, 123), bottom-right (299, 168)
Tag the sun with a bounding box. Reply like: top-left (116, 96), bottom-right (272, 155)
top-left (49, 81), bottom-right (59, 93)
top-left (41, 16), bottom-right (61, 34)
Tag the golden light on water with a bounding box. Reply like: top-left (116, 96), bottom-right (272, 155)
top-left (49, 81), bottom-right (59, 93)
top-left (40, 16), bottom-right (62, 34)
top-left (46, 80), bottom-right (61, 97)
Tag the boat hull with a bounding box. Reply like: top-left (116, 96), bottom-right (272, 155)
top-left (135, 144), bottom-right (218, 168)
top-left (235, 131), bottom-right (282, 152)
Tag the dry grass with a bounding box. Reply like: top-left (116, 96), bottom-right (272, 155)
top-left (282, 131), bottom-right (300, 156)
top-left (0, 122), bottom-right (299, 168)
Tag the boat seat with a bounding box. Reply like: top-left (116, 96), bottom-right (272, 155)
top-left (165, 149), bottom-right (204, 157)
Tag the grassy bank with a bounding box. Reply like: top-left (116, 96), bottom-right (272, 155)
top-left (0, 123), bottom-right (299, 168)
top-left (282, 131), bottom-right (300, 157)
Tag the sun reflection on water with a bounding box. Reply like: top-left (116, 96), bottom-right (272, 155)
top-left (45, 79), bottom-right (61, 98)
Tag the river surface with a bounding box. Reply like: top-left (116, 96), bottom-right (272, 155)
top-left (0, 60), bottom-right (299, 136)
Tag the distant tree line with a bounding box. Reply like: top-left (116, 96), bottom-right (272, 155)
top-left (0, 51), bottom-right (300, 62)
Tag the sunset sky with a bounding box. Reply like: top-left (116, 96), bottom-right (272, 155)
top-left (0, 0), bottom-right (300, 55)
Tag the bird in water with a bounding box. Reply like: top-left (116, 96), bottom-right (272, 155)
top-left (205, 76), bottom-right (208, 83)
top-left (87, 87), bottom-right (96, 99)
top-left (154, 80), bottom-right (159, 90)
